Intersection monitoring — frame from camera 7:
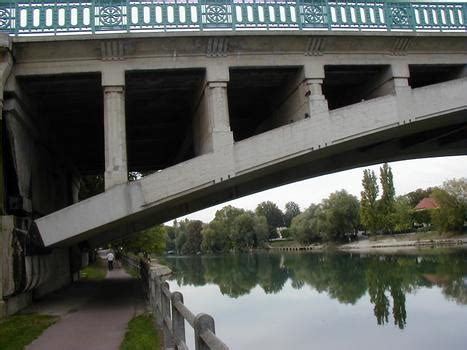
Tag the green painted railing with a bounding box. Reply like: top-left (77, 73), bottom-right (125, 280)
top-left (0, 1), bottom-right (465, 35)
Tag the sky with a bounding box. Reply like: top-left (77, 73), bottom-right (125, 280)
top-left (170, 155), bottom-right (467, 224)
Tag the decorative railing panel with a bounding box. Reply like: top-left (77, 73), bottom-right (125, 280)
top-left (0, 1), bottom-right (465, 35)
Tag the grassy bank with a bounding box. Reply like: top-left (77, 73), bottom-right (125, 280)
top-left (120, 314), bottom-right (160, 350)
top-left (0, 314), bottom-right (58, 350)
top-left (80, 259), bottom-right (107, 280)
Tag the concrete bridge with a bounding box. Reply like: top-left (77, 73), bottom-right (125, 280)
top-left (1, 0), bottom-right (467, 316)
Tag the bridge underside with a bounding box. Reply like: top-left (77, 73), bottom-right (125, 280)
top-left (35, 77), bottom-right (467, 248)
top-left (1, 32), bottom-right (466, 250)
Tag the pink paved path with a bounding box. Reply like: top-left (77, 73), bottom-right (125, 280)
top-left (26, 267), bottom-right (144, 350)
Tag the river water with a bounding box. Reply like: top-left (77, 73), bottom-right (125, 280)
top-left (161, 249), bottom-right (467, 349)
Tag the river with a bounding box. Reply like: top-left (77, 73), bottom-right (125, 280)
top-left (160, 248), bottom-right (467, 349)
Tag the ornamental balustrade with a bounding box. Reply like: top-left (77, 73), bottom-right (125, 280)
top-left (0, 1), bottom-right (465, 35)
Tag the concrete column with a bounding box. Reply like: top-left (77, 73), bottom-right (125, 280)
top-left (390, 62), bottom-right (411, 95)
top-left (0, 34), bottom-right (13, 215)
top-left (305, 78), bottom-right (328, 114)
top-left (103, 85), bottom-right (128, 190)
top-left (206, 81), bottom-right (233, 152)
top-left (303, 69), bottom-right (331, 146)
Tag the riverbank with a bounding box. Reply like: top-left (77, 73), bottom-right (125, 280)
top-left (267, 232), bottom-right (467, 253)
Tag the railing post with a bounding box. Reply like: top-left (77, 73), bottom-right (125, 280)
top-left (161, 282), bottom-right (174, 348)
top-left (154, 277), bottom-right (162, 327)
top-left (194, 313), bottom-right (215, 350)
top-left (171, 291), bottom-right (186, 346)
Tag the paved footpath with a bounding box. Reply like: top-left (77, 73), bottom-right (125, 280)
top-left (25, 266), bottom-right (145, 350)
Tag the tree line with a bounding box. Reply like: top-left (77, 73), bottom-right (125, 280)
top-left (119, 164), bottom-right (466, 254)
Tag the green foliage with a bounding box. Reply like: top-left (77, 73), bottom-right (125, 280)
top-left (120, 314), bottom-right (160, 350)
top-left (181, 220), bottom-right (203, 255)
top-left (231, 212), bottom-right (256, 249)
top-left (80, 259), bottom-right (106, 280)
top-left (0, 314), bottom-right (58, 350)
top-left (290, 204), bottom-right (322, 244)
top-left (360, 169), bottom-right (380, 235)
top-left (392, 196), bottom-right (413, 233)
top-left (255, 201), bottom-right (284, 238)
top-left (121, 225), bottom-right (166, 255)
top-left (431, 180), bottom-right (465, 233)
top-left (254, 215), bottom-right (269, 247)
top-left (320, 190), bottom-right (360, 242)
top-left (283, 201), bottom-right (301, 227)
top-left (165, 225), bottom-right (176, 252)
top-left (280, 228), bottom-right (291, 238)
top-left (379, 163), bottom-right (396, 233)
top-left (412, 208), bottom-right (433, 227)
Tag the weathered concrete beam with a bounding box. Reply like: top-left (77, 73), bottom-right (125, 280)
top-left (35, 77), bottom-right (467, 248)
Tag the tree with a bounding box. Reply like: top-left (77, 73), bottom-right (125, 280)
top-left (255, 201), bottom-right (284, 238)
top-left (181, 220), bottom-right (203, 255)
top-left (165, 225), bottom-right (177, 252)
top-left (121, 225), bottom-right (166, 255)
top-left (283, 201), bottom-right (301, 227)
top-left (431, 178), bottom-right (466, 233)
top-left (320, 190), bottom-right (360, 242)
top-left (379, 163), bottom-right (396, 233)
top-left (392, 196), bottom-right (413, 233)
top-left (231, 213), bottom-right (256, 250)
top-left (360, 169), bottom-right (379, 235)
top-left (290, 204), bottom-right (322, 244)
top-left (254, 215), bottom-right (269, 247)
top-left (201, 206), bottom-right (245, 252)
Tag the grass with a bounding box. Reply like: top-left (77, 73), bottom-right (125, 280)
top-left (268, 239), bottom-right (300, 248)
top-left (80, 259), bottom-right (107, 280)
top-left (0, 313), bottom-right (58, 350)
top-left (120, 314), bottom-right (160, 350)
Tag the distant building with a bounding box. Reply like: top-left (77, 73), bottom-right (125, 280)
top-left (413, 197), bottom-right (439, 228)
top-left (414, 197), bottom-right (439, 210)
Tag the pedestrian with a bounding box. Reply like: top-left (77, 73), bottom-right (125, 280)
top-left (106, 251), bottom-right (115, 271)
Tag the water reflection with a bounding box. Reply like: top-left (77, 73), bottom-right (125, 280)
top-left (162, 249), bottom-right (467, 329)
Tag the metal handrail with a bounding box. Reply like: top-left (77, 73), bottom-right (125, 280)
top-left (0, 1), bottom-right (465, 36)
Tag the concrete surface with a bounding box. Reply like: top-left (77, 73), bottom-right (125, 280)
top-left (24, 267), bottom-right (145, 350)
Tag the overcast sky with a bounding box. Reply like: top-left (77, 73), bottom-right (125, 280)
top-left (170, 155), bottom-right (466, 224)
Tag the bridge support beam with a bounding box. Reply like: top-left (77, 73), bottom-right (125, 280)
top-left (103, 85), bottom-right (128, 190)
top-left (207, 81), bottom-right (233, 152)
top-left (304, 63), bottom-right (330, 146)
top-left (391, 63), bottom-right (411, 96)
top-left (193, 66), bottom-right (233, 155)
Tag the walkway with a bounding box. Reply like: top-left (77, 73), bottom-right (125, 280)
top-left (24, 266), bottom-right (144, 350)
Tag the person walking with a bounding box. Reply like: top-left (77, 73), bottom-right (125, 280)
top-left (106, 251), bottom-right (115, 271)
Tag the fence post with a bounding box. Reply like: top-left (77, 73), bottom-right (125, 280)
top-left (161, 282), bottom-right (174, 348)
top-left (194, 313), bottom-right (215, 350)
top-left (154, 277), bottom-right (162, 327)
top-left (171, 291), bottom-right (186, 346)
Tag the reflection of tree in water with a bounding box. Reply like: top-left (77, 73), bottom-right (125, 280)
top-left (162, 249), bottom-right (467, 329)
top-left (366, 257), bottom-right (407, 329)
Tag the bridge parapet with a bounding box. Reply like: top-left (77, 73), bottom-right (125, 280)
top-left (0, 0), bottom-right (465, 36)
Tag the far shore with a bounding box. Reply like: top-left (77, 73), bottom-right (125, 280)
top-left (267, 232), bottom-right (467, 253)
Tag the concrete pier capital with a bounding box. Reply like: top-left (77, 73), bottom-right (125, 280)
top-left (207, 81), bottom-right (228, 89)
top-left (103, 85), bottom-right (125, 94)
